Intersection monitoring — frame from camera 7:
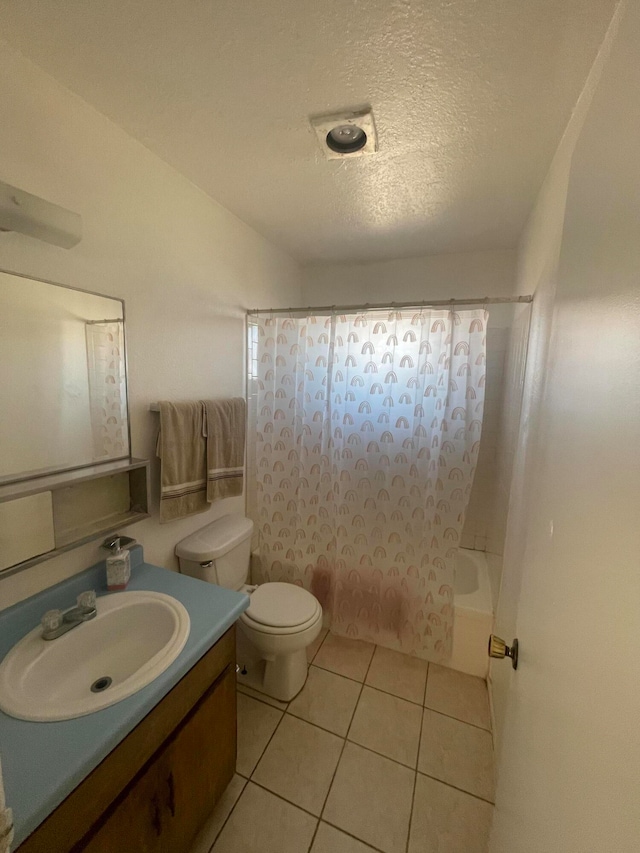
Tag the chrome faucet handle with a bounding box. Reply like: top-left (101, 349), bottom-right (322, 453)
top-left (42, 609), bottom-right (63, 633)
top-left (77, 590), bottom-right (97, 610)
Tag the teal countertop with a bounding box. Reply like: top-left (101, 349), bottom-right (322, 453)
top-left (0, 546), bottom-right (249, 848)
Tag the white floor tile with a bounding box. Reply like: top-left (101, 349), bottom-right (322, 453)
top-left (365, 646), bottom-right (428, 704)
top-left (252, 714), bottom-right (344, 815)
top-left (288, 666), bottom-right (361, 736)
top-left (348, 686), bottom-right (422, 767)
top-left (236, 693), bottom-right (282, 777)
top-left (409, 774), bottom-right (493, 853)
top-left (212, 782), bottom-right (317, 853)
top-left (323, 742), bottom-right (415, 853)
top-left (424, 664), bottom-right (491, 730)
top-left (313, 633), bottom-right (375, 682)
top-left (418, 709), bottom-right (495, 801)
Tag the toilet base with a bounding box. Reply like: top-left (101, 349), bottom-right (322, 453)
top-left (263, 649), bottom-right (308, 701)
top-left (236, 629), bottom-right (310, 702)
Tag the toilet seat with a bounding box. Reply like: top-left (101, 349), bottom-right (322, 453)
top-left (240, 582), bottom-right (321, 635)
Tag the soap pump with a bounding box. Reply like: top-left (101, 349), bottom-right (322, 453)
top-left (103, 536), bottom-right (131, 591)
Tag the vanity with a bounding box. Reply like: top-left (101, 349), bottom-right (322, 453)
top-left (0, 270), bottom-right (249, 849)
top-left (0, 546), bottom-right (249, 851)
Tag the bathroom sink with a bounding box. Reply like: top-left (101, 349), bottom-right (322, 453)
top-left (0, 590), bottom-right (190, 722)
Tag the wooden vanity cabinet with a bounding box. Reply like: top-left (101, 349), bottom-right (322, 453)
top-left (17, 626), bottom-right (237, 853)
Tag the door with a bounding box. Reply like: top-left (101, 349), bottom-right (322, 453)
top-left (490, 6), bottom-right (640, 851)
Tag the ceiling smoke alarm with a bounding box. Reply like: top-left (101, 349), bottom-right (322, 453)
top-left (310, 108), bottom-right (378, 160)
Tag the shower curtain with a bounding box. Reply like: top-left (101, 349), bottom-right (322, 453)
top-left (248, 308), bottom-right (487, 661)
top-left (85, 321), bottom-right (128, 459)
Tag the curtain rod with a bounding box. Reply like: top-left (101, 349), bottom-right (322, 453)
top-left (247, 295), bottom-right (533, 316)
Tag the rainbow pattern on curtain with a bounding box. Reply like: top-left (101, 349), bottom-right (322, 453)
top-left (247, 308), bottom-right (487, 662)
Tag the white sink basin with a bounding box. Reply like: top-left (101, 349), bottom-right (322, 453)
top-left (0, 590), bottom-right (190, 721)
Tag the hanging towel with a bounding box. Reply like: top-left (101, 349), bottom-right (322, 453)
top-left (157, 401), bottom-right (208, 523)
top-left (203, 398), bottom-right (246, 502)
top-left (0, 757), bottom-right (14, 853)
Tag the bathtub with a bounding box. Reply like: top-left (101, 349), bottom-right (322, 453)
top-left (449, 548), bottom-right (494, 678)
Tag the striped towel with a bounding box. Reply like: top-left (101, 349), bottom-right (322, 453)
top-left (157, 401), bottom-right (208, 523)
top-left (203, 398), bottom-right (246, 502)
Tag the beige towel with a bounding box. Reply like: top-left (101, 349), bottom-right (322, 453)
top-left (203, 398), bottom-right (246, 502)
top-left (157, 402), bottom-right (208, 523)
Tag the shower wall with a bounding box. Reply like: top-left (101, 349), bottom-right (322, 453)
top-left (486, 306), bottom-right (531, 556)
top-left (461, 318), bottom-right (509, 552)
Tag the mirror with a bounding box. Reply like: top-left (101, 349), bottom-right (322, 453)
top-left (0, 271), bottom-right (130, 484)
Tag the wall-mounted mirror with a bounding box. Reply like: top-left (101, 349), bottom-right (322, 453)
top-left (0, 271), bottom-right (130, 485)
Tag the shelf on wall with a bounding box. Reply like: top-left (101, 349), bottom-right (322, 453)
top-left (0, 458), bottom-right (151, 578)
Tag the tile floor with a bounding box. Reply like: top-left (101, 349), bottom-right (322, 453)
top-left (190, 630), bottom-right (494, 853)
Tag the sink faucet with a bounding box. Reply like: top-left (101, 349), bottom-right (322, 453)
top-left (41, 590), bottom-right (97, 640)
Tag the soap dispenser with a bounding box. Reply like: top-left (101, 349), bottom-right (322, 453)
top-left (104, 537), bottom-right (131, 591)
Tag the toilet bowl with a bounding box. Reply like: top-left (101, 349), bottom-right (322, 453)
top-left (238, 582), bottom-right (322, 700)
top-left (175, 515), bottom-right (322, 701)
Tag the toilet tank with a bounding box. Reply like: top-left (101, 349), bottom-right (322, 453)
top-left (175, 515), bottom-right (254, 590)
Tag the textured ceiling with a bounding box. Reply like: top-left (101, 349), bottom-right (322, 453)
top-left (0, 0), bottom-right (617, 263)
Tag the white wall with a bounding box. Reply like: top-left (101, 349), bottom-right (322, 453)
top-left (303, 248), bottom-right (519, 553)
top-left (0, 40), bottom-right (301, 610)
top-left (490, 2), bottom-right (640, 850)
top-left (302, 248), bottom-right (516, 306)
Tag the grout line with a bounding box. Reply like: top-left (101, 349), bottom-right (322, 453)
top-left (422, 704), bottom-right (492, 733)
top-left (247, 704), bottom-right (286, 778)
top-left (307, 820), bottom-right (321, 851)
top-left (249, 778), bottom-right (319, 818)
top-left (406, 697), bottom-right (426, 852)
top-left (237, 682), bottom-right (289, 712)
top-left (317, 642), bottom-right (376, 827)
top-left (285, 706), bottom-right (350, 740)
top-left (204, 775), bottom-right (248, 853)
top-left (310, 656), bottom-right (422, 702)
top-left (357, 678), bottom-right (427, 708)
top-left (308, 627), bottom-right (330, 664)
top-left (415, 770), bottom-right (496, 806)
top-left (233, 652), bottom-right (491, 851)
top-left (311, 658), bottom-right (375, 687)
top-left (320, 817), bottom-right (388, 853)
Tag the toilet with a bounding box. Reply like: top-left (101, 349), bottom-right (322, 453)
top-left (175, 514), bottom-right (322, 701)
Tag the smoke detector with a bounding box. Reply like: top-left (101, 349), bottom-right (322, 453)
top-left (310, 108), bottom-right (378, 160)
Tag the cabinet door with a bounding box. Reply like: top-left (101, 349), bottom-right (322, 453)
top-left (75, 746), bottom-right (174, 853)
top-left (163, 663), bottom-right (236, 852)
top-left (78, 665), bottom-right (236, 853)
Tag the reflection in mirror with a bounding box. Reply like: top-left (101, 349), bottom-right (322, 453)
top-left (0, 271), bottom-right (130, 483)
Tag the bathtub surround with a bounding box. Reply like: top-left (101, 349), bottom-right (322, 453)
top-left (0, 40), bottom-right (301, 609)
top-left (450, 549), bottom-right (494, 678)
top-left (248, 308), bottom-right (486, 662)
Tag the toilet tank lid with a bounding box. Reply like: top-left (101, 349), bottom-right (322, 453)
top-left (175, 514), bottom-right (254, 562)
